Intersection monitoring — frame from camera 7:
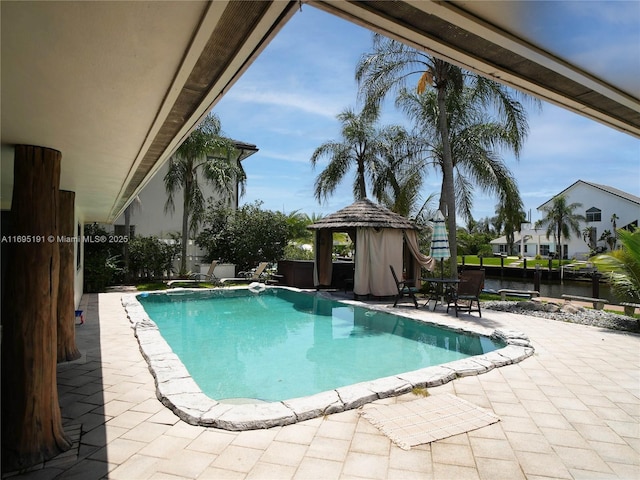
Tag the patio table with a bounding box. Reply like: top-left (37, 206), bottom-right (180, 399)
top-left (420, 278), bottom-right (460, 311)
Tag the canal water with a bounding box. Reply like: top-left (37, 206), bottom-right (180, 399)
top-left (483, 276), bottom-right (619, 303)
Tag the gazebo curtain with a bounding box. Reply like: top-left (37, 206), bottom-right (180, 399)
top-left (404, 229), bottom-right (436, 285)
top-left (313, 227), bottom-right (434, 295)
top-left (354, 227), bottom-right (403, 297)
top-left (313, 229), bottom-right (333, 287)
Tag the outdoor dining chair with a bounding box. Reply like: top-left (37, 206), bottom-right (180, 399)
top-left (390, 265), bottom-right (419, 309)
top-left (447, 269), bottom-right (485, 317)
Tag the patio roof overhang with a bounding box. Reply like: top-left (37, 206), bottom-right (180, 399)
top-left (2, 1), bottom-right (637, 223)
top-left (310, 0), bottom-right (639, 139)
top-left (0, 1), bottom-right (298, 222)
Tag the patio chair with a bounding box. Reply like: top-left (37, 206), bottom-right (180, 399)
top-left (447, 269), bottom-right (485, 317)
top-left (167, 261), bottom-right (218, 286)
top-left (220, 262), bottom-right (270, 283)
top-left (189, 260), bottom-right (219, 282)
top-left (390, 265), bottom-right (419, 309)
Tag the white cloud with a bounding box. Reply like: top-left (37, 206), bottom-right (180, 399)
top-left (225, 87), bottom-right (343, 119)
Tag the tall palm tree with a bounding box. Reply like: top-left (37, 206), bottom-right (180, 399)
top-left (535, 195), bottom-right (585, 259)
top-left (164, 113), bottom-right (246, 274)
top-left (357, 36), bottom-right (461, 276)
top-left (310, 104), bottom-right (383, 201)
top-left (397, 86), bottom-right (526, 224)
top-left (356, 34), bottom-right (535, 277)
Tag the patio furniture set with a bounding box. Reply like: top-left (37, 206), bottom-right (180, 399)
top-left (391, 265), bottom-right (485, 317)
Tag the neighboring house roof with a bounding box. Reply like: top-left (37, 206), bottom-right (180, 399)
top-left (537, 180), bottom-right (640, 209)
top-left (490, 231), bottom-right (546, 245)
top-left (231, 141), bottom-right (259, 161)
top-left (307, 199), bottom-right (417, 231)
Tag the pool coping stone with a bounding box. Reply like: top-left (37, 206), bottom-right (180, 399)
top-left (122, 286), bottom-right (534, 431)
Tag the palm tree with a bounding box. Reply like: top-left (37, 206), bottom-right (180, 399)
top-left (594, 228), bottom-right (640, 305)
top-left (370, 125), bottom-right (428, 216)
top-left (535, 195), bottom-right (585, 259)
top-left (356, 34), bottom-right (535, 277)
top-left (610, 213), bottom-right (619, 249)
top-left (284, 210), bottom-right (314, 245)
top-left (582, 226), bottom-right (597, 252)
top-left (164, 113), bottom-right (246, 274)
top-left (600, 229), bottom-right (617, 252)
top-left (495, 200), bottom-right (526, 256)
top-left (310, 104), bottom-right (383, 201)
top-left (357, 37), bottom-right (460, 276)
top-left (397, 85), bottom-right (526, 224)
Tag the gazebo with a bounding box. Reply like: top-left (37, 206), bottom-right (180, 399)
top-left (307, 199), bottom-right (435, 297)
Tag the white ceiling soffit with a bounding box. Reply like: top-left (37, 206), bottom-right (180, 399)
top-left (309, 0), bottom-right (640, 139)
top-left (1, 1), bottom-right (298, 222)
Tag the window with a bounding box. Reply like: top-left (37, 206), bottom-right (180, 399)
top-left (540, 245), bottom-right (550, 256)
top-left (586, 207), bottom-right (601, 222)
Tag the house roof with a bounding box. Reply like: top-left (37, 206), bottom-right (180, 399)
top-left (491, 232), bottom-right (543, 245)
top-left (307, 199), bottom-right (418, 231)
top-left (231, 141), bottom-right (259, 162)
top-left (537, 180), bottom-right (640, 210)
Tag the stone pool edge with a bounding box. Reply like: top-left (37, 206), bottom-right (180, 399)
top-left (121, 288), bottom-right (534, 431)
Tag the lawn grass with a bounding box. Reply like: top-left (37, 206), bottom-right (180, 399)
top-left (459, 255), bottom-right (568, 269)
top-left (136, 282), bottom-right (167, 291)
top-left (135, 281), bottom-right (218, 291)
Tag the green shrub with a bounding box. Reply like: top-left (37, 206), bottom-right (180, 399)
top-left (283, 243), bottom-right (314, 261)
top-left (128, 235), bottom-right (179, 280)
top-left (83, 224), bottom-right (123, 292)
top-left (196, 201), bottom-right (291, 272)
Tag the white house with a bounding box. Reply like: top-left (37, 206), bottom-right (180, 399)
top-left (491, 180), bottom-right (640, 259)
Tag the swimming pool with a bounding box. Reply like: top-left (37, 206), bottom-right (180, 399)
top-left (124, 286), bottom-right (534, 430)
top-left (138, 288), bottom-right (504, 402)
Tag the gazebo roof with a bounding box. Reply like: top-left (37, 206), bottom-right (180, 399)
top-left (307, 199), bottom-right (418, 230)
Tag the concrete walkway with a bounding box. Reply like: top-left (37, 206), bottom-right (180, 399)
top-left (9, 291), bottom-right (639, 479)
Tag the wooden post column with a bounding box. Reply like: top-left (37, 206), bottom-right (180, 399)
top-left (57, 190), bottom-right (81, 362)
top-left (1, 145), bottom-right (71, 472)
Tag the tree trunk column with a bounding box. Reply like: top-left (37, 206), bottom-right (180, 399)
top-left (57, 190), bottom-right (81, 362)
top-left (1, 145), bottom-right (71, 472)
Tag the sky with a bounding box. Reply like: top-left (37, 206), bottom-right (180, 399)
top-left (213, 2), bottom-right (640, 226)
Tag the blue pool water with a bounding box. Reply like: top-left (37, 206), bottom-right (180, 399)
top-left (138, 288), bottom-right (504, 402)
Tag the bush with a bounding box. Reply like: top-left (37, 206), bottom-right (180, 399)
top-left (83, 224), bottom-right (123, 292)
top-left (196, 201), bottom-right (291, 272)
top-left (128, 235), bottom-right (179, 280)
top-left (283, 243), bottom-right (314, 261)
top-left (477, 244), bottom-right (493, 258)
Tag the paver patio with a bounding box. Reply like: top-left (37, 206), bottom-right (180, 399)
top-left (7, 290), bottom-right (639, 479)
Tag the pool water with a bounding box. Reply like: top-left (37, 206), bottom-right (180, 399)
top-left (138, 288), bottom-right (504, 402)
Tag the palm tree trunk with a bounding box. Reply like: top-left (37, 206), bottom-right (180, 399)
top-left (357, 158), bottom-right (367, 199)
top-left (436, 83), bottom-right (457, 278)
top-left (180, 177), bottom-right (191, 275)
